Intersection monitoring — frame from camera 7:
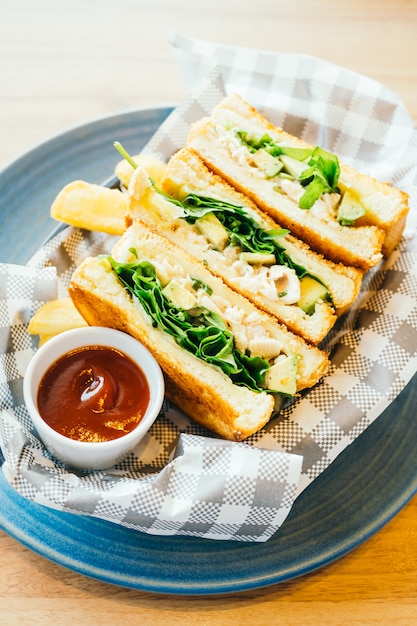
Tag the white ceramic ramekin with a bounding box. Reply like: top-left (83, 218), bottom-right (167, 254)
top-left (23, 326), bottom-right (165, 470)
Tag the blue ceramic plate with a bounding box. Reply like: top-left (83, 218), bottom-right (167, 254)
top-left (1, 107), bottom-right (416, 595)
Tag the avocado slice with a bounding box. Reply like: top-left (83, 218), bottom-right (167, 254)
top-left (162, 280), bottom-right (198, 310)
top-left (264, 355), bottom-right (299, 395)
top-left (252, 149), bottom-right (284, 178)
top-left (240, 251), bottom-right (277, 265)
top-left (337, 189), bottom-right (366, 225)
top-left (277, 172), bottom-right (293, 181)
top-left (280, 155), bottom-right (310, 179)
top-left (297, 276), bottom-right (329, 315)
top-left (195, 212), bottom-right (229, 251)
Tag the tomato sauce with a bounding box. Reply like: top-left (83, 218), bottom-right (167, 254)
top-left (37, 345), bottom-right (150, 442)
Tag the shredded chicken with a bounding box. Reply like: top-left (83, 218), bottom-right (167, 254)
top-left (230, 256), bottom-right (301, 304)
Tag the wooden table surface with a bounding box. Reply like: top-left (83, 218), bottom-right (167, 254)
top-left (1, 1), bottom-right (417, 624)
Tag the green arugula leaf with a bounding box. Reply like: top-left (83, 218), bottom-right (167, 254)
top-left (180, 194), bottom-right (320, 281)
top-left (235, 132), bottom-right (340, 211)
top-left (191, 277), bottom-right (213, 295)
top-left (309, 146), bottom-right (340, 188)
top-left (112, 141), bottom-right (331, 305)
top-left (108, 255), bottom-right (271, 392)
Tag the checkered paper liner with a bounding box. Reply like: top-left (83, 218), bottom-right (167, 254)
top-left (1, 36), bottom-right (417, 542)
top-left (169, 32), bottom-right (417, 210)
top-left (0, 234), bottom-right (303, 543)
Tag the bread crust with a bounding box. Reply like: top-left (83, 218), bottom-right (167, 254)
top-left (69, 269), bottom-right (271, 441)
top-left (69, 224), bottom-right (330, 440)
top-left (187, 94), bottom-right (409, 269)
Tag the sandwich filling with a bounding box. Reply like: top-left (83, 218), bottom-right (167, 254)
top-left (176, 192), bottom-right (331, 309)
top-left (214, 123), bottom-right (367, 227)
top-left (136, 173), bottom-right (333, 316)
top-left (108, 251), bottom-right (300, 396)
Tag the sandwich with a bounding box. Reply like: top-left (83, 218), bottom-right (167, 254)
top-left (69, 221), bottom-right (329, 441)
top-left (125, 147), bottom-right (363, 345)
top-left (187, 93), bottom-right (409, 269)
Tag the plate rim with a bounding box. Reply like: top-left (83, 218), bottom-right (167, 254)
top-left (1, 104), bottom-right (416, 595)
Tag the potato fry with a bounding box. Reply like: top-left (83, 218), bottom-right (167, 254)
top-left (38, 334), bottom-right (55, 347)
top-left (50, 180), bottom-right (127, 235)
top-left (28, 297), bottom-right (88, 342)
top-left (115, 154), bottom-right (167, 189)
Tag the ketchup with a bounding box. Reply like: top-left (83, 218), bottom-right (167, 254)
top-left (37, 346), bottom-right (150, 442)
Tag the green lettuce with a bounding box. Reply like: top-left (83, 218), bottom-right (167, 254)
top-left (166, 192), bottom-right (327, 287)
top-left (236, 131), bottom-right (340, 210)
top-left (108, 254), bottom-right (270, 392)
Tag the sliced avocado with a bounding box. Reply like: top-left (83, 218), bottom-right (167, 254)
top-left (162, 280), bottom-right (198, 310)
top-left (240, 251), bottom-right (276, 265)
top-left (297, 276), bottom-right (329, 315)
top-left (337, 189), bottom-right (366, 225)
top-left (279, 155), bottom-right (310, 179)
top-left (195, 212), bottom-right (229, 251)
top-left (264, 355), bottom-right (298, 396)
top-left (252, 149), bottom-right (284, 178)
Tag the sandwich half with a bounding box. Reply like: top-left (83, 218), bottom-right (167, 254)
top-left (187, 93), bottom-right (409, 269)
top-left (125, 148), bottom-right (363, 345)
top-left (69, 222), bottom-right (329, 441)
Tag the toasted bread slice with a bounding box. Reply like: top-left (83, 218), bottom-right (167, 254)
top-left (69, 223), bottom-right (329, 440)
top-left (125, 148), bottom-right (363, 344)
top-left (187, 94), bottom-right (409, 269)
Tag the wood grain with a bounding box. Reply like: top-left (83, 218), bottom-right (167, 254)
top-left (1, 1), bottom-right (417, 624)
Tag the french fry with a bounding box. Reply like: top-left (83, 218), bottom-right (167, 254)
top-left (50, 180), bottom-right (127, 235)
top-left (115, 154), bottom-right (167, 189)
top-left (28, 297), bottom-right (88, 343)
top-left (38, 334), bottom-right (55, 347)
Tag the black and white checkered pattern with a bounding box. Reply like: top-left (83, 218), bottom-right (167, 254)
top-left (1, 35), bottom-right (417, 541)
top-left (170, 33), bottom-right (417, 208)
top-left (0, 245), bottom-right (303, 542)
